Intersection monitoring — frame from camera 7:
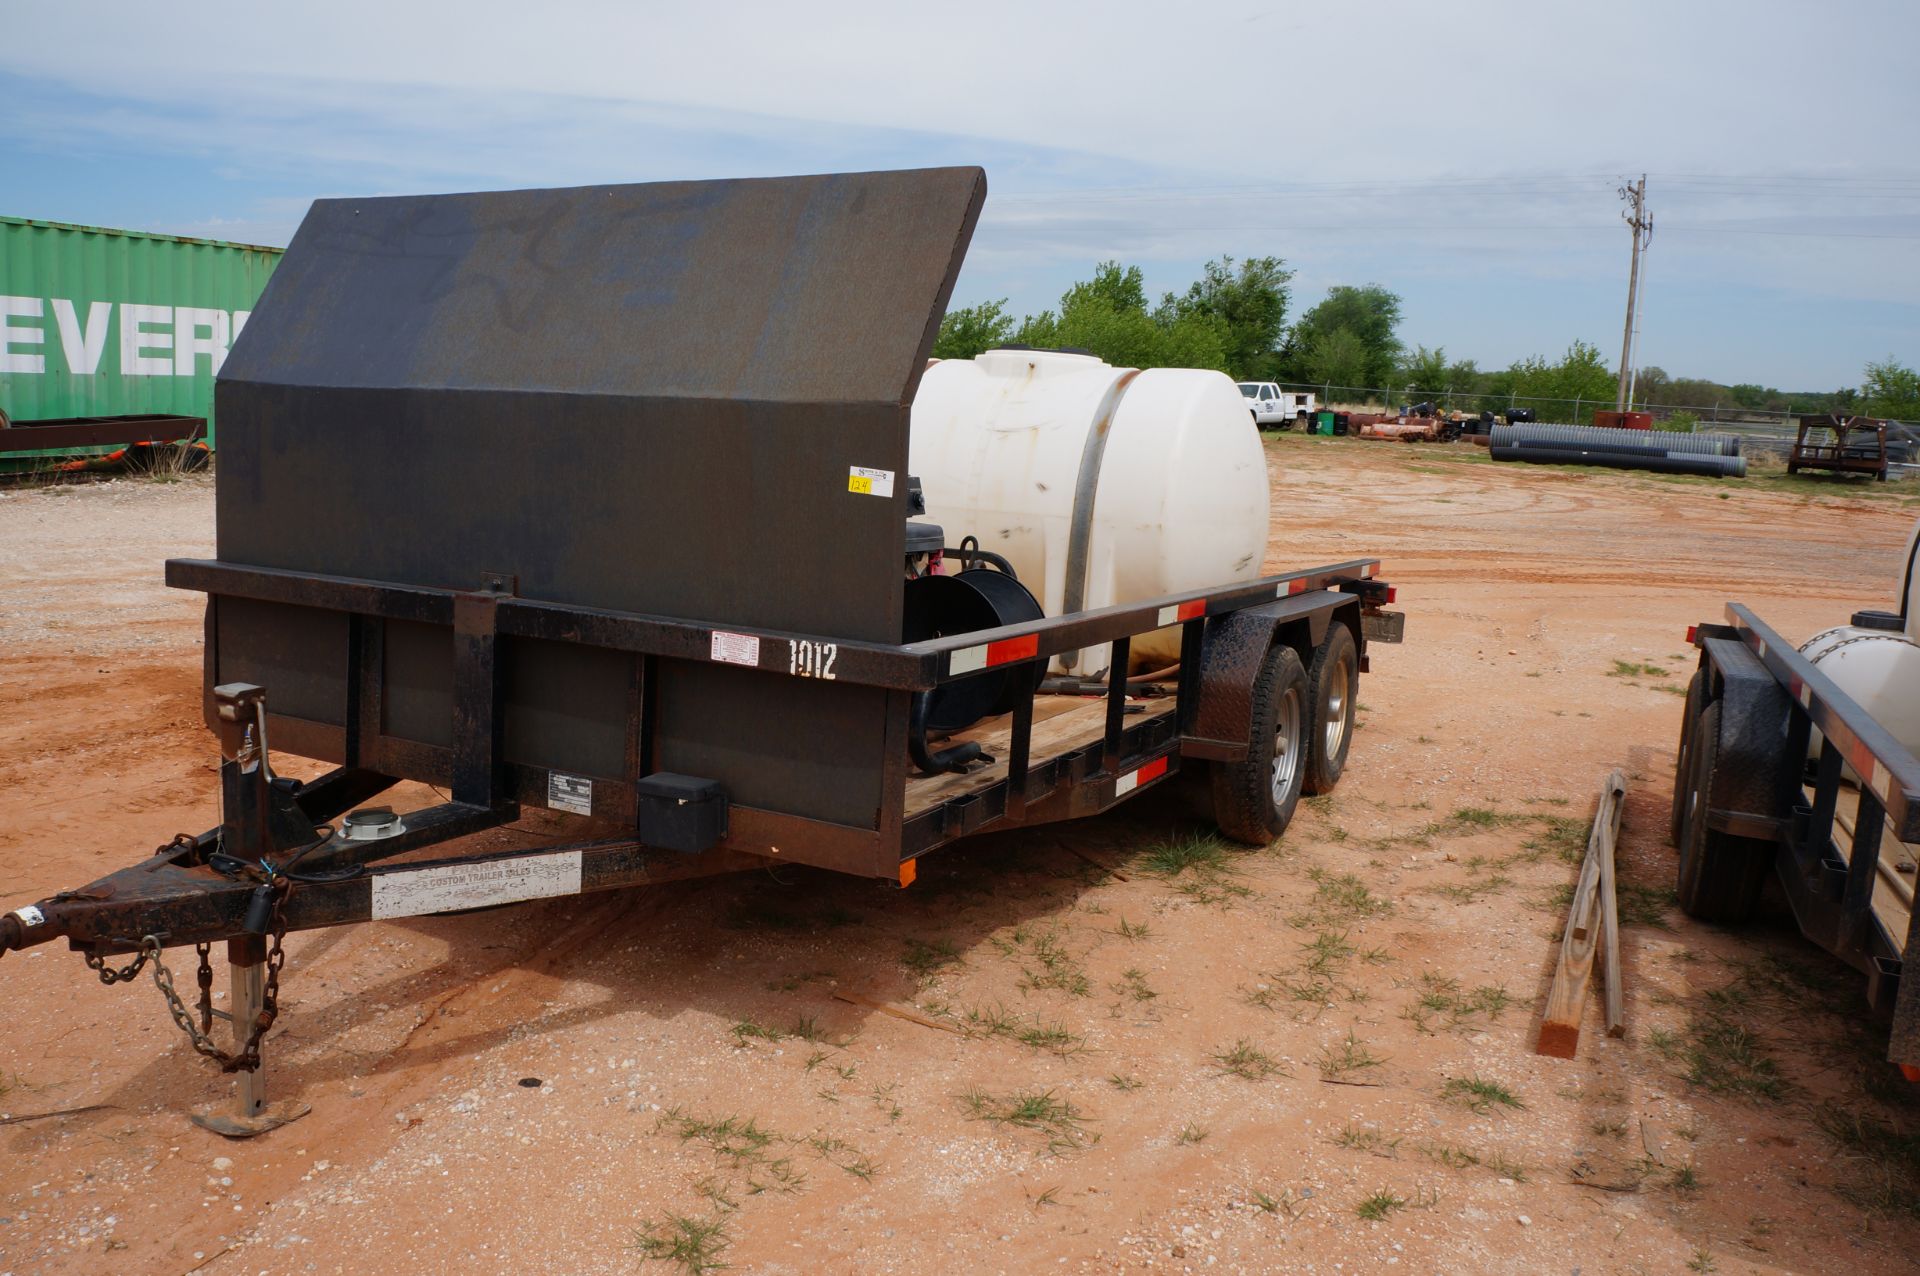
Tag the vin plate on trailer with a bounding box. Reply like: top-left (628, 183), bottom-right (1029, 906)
top-left (548, 771), bottom-right (594, 816)
top-left (371, 853), bottom-right (583, 920)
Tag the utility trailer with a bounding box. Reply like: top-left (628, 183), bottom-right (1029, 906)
top-left (0, 167), bottom-right (1401, 1134)
top-left (1673, 605), bottom-right (1920, 1072)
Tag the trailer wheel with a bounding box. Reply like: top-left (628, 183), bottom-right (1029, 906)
top-left (1212, 645), bottom-right (1308, 845)
top-left (1669, 668), bottom-right (1707, 848)
top-left (1303, 623), bottom-right (1358, 795)
top-left (1675, 702), bottom-right (1771, 924)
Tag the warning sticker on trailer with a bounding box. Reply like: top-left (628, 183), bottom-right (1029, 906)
top-left (370, 852), bottom-right (583, 920)
top-left (847, 466), bottom-right (895, 498)
top-left (547, 772), bottom-right (594, 816)
top-left (710, 630), bottom-right (761, 667)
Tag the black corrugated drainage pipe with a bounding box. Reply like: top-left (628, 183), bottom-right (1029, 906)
top-left (1489, 444), bottom-right (1747, 477)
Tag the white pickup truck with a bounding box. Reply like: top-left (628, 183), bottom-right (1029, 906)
top-left (1237, 382), bottom-right (1316, 430)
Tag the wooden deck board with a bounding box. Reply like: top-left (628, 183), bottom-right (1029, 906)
top-left (1823, 782), bottom-right (1917, 942)
top-left (902, 694), bottom-right (1178, 817)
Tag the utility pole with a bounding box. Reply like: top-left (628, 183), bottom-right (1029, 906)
top-left (1615, 174), bottom-right (1652, 411)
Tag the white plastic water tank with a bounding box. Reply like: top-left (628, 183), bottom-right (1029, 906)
top-left (1801, 624), bottom-right (1920, 761)
top-left (909, 348), bottom-right (1270, 674)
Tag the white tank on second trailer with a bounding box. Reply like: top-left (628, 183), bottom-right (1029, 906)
top-left (909, 348), bottom-right (1271, 675)
top-left (1800, 519), bottom-right (1920, 759)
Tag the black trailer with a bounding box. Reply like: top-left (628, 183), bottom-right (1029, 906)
top-left (1673, 605), bottom-right (1920, 1073)
top-left (0, 167), bottom-right (1402, 1133)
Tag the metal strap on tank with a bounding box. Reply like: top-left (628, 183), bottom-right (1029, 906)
top-left (1059, 368), bottom-right (1144, 670)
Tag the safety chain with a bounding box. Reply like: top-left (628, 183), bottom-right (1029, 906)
top-left (84, 946), bottom-right (151, 985)
top-left (143, 878), bottom-right (292, 1074)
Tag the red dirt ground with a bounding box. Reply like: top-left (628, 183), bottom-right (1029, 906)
top-left (3, 441), bottom-right (1919, 1275)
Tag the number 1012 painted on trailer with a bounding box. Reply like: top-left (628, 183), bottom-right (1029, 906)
top-left (789, 639), bottom-right (837, 679)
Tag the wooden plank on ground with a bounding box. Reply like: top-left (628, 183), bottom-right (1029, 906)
top-left (1537, 769), bottom-right (1626, 1059)
top-left (1599, 773), bottom-right (1626, 1038)
top-left (831, 990), bottom-right (967, 1036)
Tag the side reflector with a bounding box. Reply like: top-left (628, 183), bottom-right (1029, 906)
top-left (898, 858), bottom-right (918, 888)
top-left (1384, 587), bottom-right (1397, 604)
top-left (1685, 625), bottom-right (1698, 644)
top-left (1115, 756), bottom-right (1170, 796)
top-left (985, 634), bottom-right (1039, 666)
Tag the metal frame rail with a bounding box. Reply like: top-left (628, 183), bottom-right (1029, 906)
top-left (1696, 603), bottom-right (1920, 1061)
top-left (2, 557), bottom-right (1389, 964)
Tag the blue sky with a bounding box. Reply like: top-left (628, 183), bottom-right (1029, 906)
top-left (3, 0), bottom-right (1918, 392)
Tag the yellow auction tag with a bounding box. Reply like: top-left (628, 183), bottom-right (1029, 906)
top-left (847, 474), bottom-right (873, 495)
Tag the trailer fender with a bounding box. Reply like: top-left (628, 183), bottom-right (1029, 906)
top-left (1696, 636), bottom-right (1799, 838)
top-left (1181, 592), bottom-right (1357, 763)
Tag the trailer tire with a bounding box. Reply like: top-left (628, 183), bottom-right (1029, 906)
top-left (1212, 644), bottom-right (1308, 845)
top-left (1303, 623), bottom-right (1358, 795)
top-left (1669, 668), bottom-right (1708, 848)
top-left (1675, 702), bottom-right (1771, 924)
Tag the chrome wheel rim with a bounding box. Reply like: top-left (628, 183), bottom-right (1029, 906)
top-left (1270, 687), bottom-right (1302, 807)
top-left (1324, 650), bottom-right (1353, 760)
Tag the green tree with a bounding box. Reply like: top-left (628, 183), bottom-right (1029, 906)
top-left (1288, 285), bottom-right (1403, 390)
top-left (932, 298), bottom-right (1016, 359)
top-left (1157, 255), bottom-right (1293, 379)
top-left (1504, 340), bottom-right (1617, 424)
top-left (1012, 261), bottom-right (1230, 372)
top-left (1302, 325), bottom-right (1371, 391)
top-left (1399, 344), bottom-right (1450, 398)
top-left (1862, 357), bottom-right (1920, 420)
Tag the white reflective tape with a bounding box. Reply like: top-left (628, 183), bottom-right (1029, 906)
top-left (950, 644), bottom-right (987, 675)
top-left (1156, 605), bottom-right (1178, 627)
top-left (12, 905), bottom-right (45, 928)
top-left (1116, 768), bottom-right (1141, 797)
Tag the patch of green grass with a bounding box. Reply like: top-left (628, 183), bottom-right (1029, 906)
top-left (630, 1214), bottom-right (730, 1274)
top-left (1212, 1039), bottom-right (1289, 1081)
top-left (960, 1087), bottom-right (1095, 1155)
top-left (730, 1019), bottom-right (784, 1046)
top-left (1138, 831), bottom-right (1237, 878)
top-left (1815, 1102), bottom-right (1920, 1217)
top-left (1354, 1189), bottom-right (1406, 1221)
top-left (1422, 1144), bottom-right (1478, 1170)
top-left (959, 1002), bottom-right (1088, 1055)
top-left (1440, 1075), bottom-right (1523, 1114)
top-left (1403, 973), bottom-right (1514, 1034)
top-left (1686, 1248), bottom-right (1717, 1274)
top-left (1333, 1126), bottom-right (1400, 1157)
top-left (1433, 874), bottom-right (1513, 904)
top-left (1670, 1164), bottom-right (1701, 1192)
top-left (1619, 881), bottom-right (1676, 929)
top-left (1176, 1122), bottom-right (1209, 1146)
top-left (901, 938), bottom-right (962, 981)
top-left (1520, 815), bottom-right (1588, 866)
top-left (1114, 967), bottom-right (1158, 1003)
top-left (1609, 659), bottom-right (1670, 679)
top-left (1108, 1073), bottom-right (1142, 1092)
top-left (1681, 1018), bottom-right (1787, 1102)
top-left (1318, 1029), bottom-right (1386, 1079)
top-left (1296, 866), bottom-right (1391, 926)
top-left (990, 923), bottom-right (1093, 997)
top-left (1114, 917), bottom-right (1151, 940)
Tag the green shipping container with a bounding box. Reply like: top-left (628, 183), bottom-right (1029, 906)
top-left (0, 216), bottom-right (283, 447)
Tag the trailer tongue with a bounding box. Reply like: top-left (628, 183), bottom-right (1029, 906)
top-left (1, 168), bottom-right (1401, 1134)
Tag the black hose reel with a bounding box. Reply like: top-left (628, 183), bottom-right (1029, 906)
top-left (902, 564), bottom-right (1044, 775)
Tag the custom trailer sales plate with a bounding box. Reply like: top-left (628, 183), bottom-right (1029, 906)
top-left (370, 853), bottom-right (583, 920)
